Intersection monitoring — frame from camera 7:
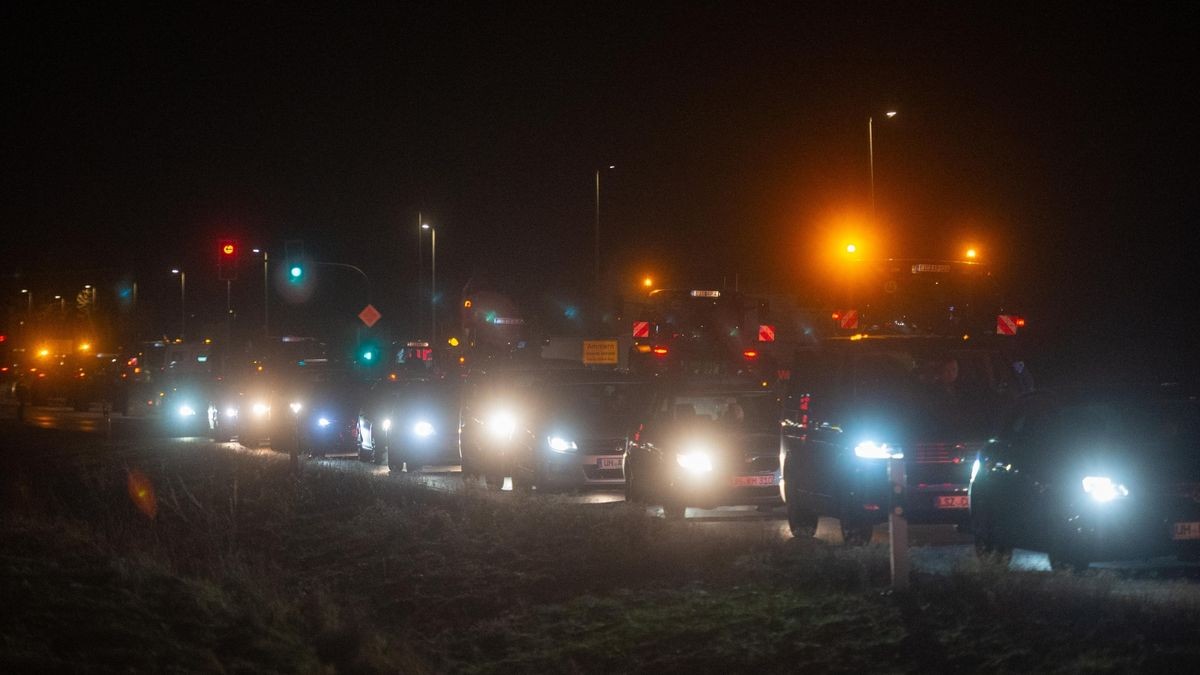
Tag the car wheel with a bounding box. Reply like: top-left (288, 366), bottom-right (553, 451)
top-left (1048, 548), bottom-right (1091, 573)
top-left (484, 472), bottom-right (505, 491)
top-left (662, 501), bottom-right (687, 520)
top-left (840, 517), bottom-right (875, 546)
top-left (971, 507), bottom-right (1013, 563)
top-left (786, 501), bottom-right (818, 537)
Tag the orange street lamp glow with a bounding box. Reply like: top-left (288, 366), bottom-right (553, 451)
top-left (846, 243), bottom-right (857, 254)
top-left (642, 276), bottom-right (653, 288)
top-left (965, 248), bottom-right (978, 259)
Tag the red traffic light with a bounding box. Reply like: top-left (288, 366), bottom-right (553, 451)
top-left (220, 240), bottom-right (237, 257)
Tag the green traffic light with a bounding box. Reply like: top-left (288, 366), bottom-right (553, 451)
top-left (362, 350), bottom-right (374, 361)
top-left (290, 265), bottom-right (303, 279)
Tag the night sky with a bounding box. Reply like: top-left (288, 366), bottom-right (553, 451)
top-left (4, 4), bottom-right (1199, 379)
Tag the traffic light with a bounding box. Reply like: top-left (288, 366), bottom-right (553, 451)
top-left (284, 239), bottom-right (305, 284)
top-left (218, 239), bottom-right (239, 280)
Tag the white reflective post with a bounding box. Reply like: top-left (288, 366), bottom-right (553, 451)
top-left (889, 458), bottom-right (909, 590)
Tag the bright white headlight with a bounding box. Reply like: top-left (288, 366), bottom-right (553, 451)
top-left (548, 436), bottom-right (577, 452)
top-left (318, 417), bottom-right (331, 428)
top-left (854, 440), bottom-right (903, 460)
top-left (289, 401), bottom-right (303, 414)
top-left (676, 449), bottom-right (713, 473)
top-left (224, 407), bottom-right (239, 418)
top-left (252, 402), bottom-right (270, 417)
top-left (413, 420), bottom-right (434, 437)
top-left (381, 418), bottom-right (393, 432)
top-left (1082, 476), bottom-right (1129, 502)
top-left (487, 411), bottom-right (517, 439)
top-left (177, 404), bottom-right (197, 417)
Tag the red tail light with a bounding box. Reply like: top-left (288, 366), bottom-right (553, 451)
top-left (651, 346), bottom-right (669, 356)
top-left (742, 349), bottom-right (758, 359)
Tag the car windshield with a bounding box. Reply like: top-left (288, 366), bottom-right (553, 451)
top-left (669, 392), bottom-right (777, 432)
top-left (543, 381), bottom-right (646, 424)
top-left (1053, 399), bottom-right (1200, 453)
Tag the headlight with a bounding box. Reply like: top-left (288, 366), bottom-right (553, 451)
top-left (251, 402), bottom-right (270, 417)
top-left (318, 417), bottom-right (331, 428)
top-left (853, 440), bottom-right (904, 460)
top-left (224, 406), bottom-right (239, 418)
top-left (381, 418), bottom-right (393, 432)
top-left (548, 436), bottom-right (577, 453)
top-left (413, 420), bottom-right (434, 437)
top-left (486, 411), bottom-right (517, 440)
top-left (676, 449), bottom-right (714, 473)
top-left (1082, 476), bottom-right (1129, 502)
top-left (289, 401), bottom-right (303, 414)
top-left (177, 404), bottom-right (197, 417)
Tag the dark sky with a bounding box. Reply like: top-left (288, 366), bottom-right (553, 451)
top-left (4, 3), bottom-right (1199, 376)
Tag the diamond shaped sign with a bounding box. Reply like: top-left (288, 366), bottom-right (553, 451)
top-left (358, 304), bottom-right (381, 328)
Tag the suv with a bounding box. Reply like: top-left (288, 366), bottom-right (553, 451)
top-left (779, 335), bottom-right (1033, 541)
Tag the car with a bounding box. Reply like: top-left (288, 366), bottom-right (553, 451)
top-left (459, 365), bottom-right (649, 491)
top-left (969, 384), bottom-right (1200, 570)
top-left (210, 374), bottom-right (276, 446)
top-left (358, 374), bottom-right (462, 472)
top-left (159, 374), bottom-right (219, 437)
top-left (278, 364), bottom-right (365, 458)
top-left (623, 377), bottom-right (782, 517)
top-left (779, 334), bottom-right (1032, 542)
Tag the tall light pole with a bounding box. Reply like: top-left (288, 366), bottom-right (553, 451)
top-left (253, 249), bottom-right (269, 338)
top-left (595, 165), bottom-right (614, 289)
top-left (868, 111), bottom-right (897, 219)
top-left (171, 269), bottom-right (186, 341)
top-left (422, 223), bottom-right (436, 346)
top-left (20, 289), bottom-right (31, 315)
top-left (417, 212), bottom-right (424, 337)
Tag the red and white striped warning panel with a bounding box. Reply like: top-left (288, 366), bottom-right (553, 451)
top-left (838, 309), bottom-right (859, 330)
top-left (996, 314), bottom-right (1018, 335)
top-left (757, 324), bottom-right (776, 342)
top-left (632, 321), bottom-right (650, 338)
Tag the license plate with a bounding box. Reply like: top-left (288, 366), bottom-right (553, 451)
top-left (733, 475), bottom-right (777, 487)
top-left (1173, 522), bottom-right (1200, 540)
top-left (596, 456), bottom-right (623, 470)
top-left (936, 495), bottom-right (970, 509)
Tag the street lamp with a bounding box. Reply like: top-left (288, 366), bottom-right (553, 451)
top-left (20, 289), bottom-right (30, 314)
top-left (595, 165), bottom-right (615, 289)
top-left (171, 269), bottom-right (186, 341)
top-left (54, 295), bottom-right (65, 312)
top-left (252, 249), bottom-right (269, 337)
top-left (868, 110), bottom-right (897, 219)
top-left (422, 223), bottom-right (437, 346)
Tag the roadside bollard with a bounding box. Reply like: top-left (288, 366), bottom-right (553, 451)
top-left (888, 458), bottom-right (909, 590)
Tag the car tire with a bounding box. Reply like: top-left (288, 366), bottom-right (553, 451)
top-left (786, 501), bottom-right (818, 537)
top-left (484, 472), bottom-right (505, 491)
top-left (840, 517), bottom-right (875, 546)
top-left (624, 469), bottom-right (644, 504)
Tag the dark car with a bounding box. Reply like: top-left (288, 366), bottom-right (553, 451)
top-left (780, 335), bottom-right (1032, 541)
top-left (278, 365), bottom-right (365, 458)
top-left (623, 378), bottom-right (782, 518)
top-left (459, 365), bottom-right (649, 491)
top-left (358, 375), bottom-right (462, 472)
top-left (159, 374), bottom-right (219, 437)
top-left (970, 385), bottom-right (1200, 570)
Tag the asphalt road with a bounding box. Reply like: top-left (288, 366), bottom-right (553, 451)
top-left (6, 400), bottom-right (1199, 583)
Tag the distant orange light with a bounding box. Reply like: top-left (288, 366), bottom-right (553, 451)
top-left (845, 244), bottom-right (857, 254)
top-left (742, 350), bottom-right (758, 359)
top-left (642, 276), bottom-right (653, 288)
top-left (965, 248), bottom-right (978, 259)
top-left (388, 372), bottom-right (398, 381)
top-left (831, 312), bottom-right (841, 320)
top-left (1015, 317), bottom-right (1027, 327)
top-left (458, 356), bottom-right (466, 364)
top-left (651, 346), bottom-right (669, 356)
top-left (463, 299), bottom-right (472, 308)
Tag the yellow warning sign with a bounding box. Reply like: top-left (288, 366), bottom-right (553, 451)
top-left (583, 340), bottom-right (619, 365)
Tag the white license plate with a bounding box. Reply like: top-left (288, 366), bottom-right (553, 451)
top-left (1173, 522), bottom-right (1200, 540)
top-left (936, 495), bottom-right (970, 509)
top-left (733, 475), bottom-right (777, 487)
top-left (596, 456), bottom-right (623, 470)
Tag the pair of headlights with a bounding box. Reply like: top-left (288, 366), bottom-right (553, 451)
top-left (223, 402), bottom-right (270, 419)
top-left (483, 411), bottom-right (578, 453)
top-left (376, 417), bottom-right (435, 438)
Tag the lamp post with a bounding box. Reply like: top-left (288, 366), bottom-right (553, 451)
top-left (171, 269), bottom-right (186, 341)
top-left (54, 295), bottom-right (64, 312)
top-left (422, 223), bottom-right (436, 346)
top-left (252, 248), bottom-right (269, 337)
top-left (20, 289), bottom-right (31, 314)
top-left (594, 165), bottom-right (614, 289)
top-left (417, 212), bottom-right (425, 337)
top-left (868, 111), bottom-right (897, 219)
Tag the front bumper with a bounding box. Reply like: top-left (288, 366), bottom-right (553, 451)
top-left (1055, 495), bottom-right (1200, 562)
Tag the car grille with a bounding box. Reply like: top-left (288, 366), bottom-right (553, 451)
top-left (911, 443), bottom-right (970, 465)
top-left (576, 437), bottom-right (626, 456)
top-left (741, 455), bottom-right (779, 473)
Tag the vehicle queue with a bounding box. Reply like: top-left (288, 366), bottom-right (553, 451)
top-left (16, 256), bottom-right (1200, 572)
